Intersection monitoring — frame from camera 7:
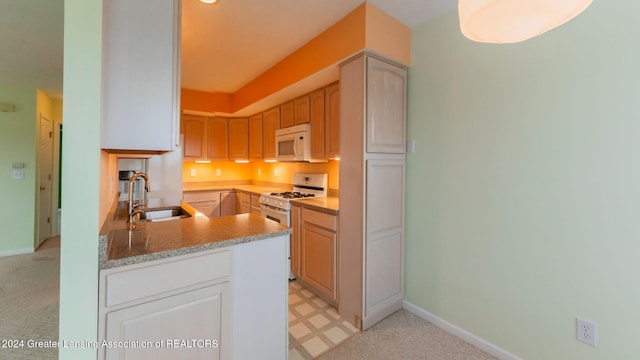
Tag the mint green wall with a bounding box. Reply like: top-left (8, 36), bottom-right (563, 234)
top-left (0, 85), bottom-right (36, 253)
top-left (406, 1), bottom-right (640, 359)
top-left (58, 0), bottom-right (101, 358)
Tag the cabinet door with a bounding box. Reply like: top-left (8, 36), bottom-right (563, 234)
top-left (101, 0), bottom-right (179, 151)
top-left (280, 101), bottom-right (294, 128)
top-left (248, 114), bottom-right (263, 160)
top-left (228, 118), bottom-right (249, 160)
top-left (250, 195), bottom-right (262, 215)
top-left (294, 95), bottom-right (310, 125)
top-left (301, 222), bottom-right (336, 301)
top-left (310, 89), bottom-right (326, 159)
top-left (236, 192), bottom-right (251, 214)
top-left (366, 57), bottom-right (407, 154)
top-left (192, 201), bottom-right (220, 218)
top-left (220, 192), bottom-right (236, 216)
top-left (325, 83), bottom-right (340, 159)
top-left (207, 117), bottom-right (229, 160)
top-left (182, 115), bottom-right (207, 160)
top-left (291, 205), bottom-right (301, 277)
top-left (262, 107), bottom-right (280, 160)
top-left (365, 159), bottom-right (404, 324)
top-left (104, 283), bottom-right (231, 360)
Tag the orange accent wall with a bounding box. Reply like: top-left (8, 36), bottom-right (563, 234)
top-left (180, 89), bottom-right (234, 114)
top-left (231, 5), bottom-right (367, 112)
top-left (364, 3), bottom-right (412, 66)
top-left (180, 3), bottom-right (411, 115)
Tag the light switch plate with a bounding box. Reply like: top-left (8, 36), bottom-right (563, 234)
top-left (12, 170), bottom-right (24, 179)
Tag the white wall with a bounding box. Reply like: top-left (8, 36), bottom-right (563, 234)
top-left (405, 1), bottom-right (640, 359)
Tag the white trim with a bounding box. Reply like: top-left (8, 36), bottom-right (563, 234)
top-left (403, 300), bottom-right (523, 360)
top-left (0, 248), bottom-right (34, 257)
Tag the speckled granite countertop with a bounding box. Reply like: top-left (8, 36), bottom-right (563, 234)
top-left (182, 182), bottom-right (339, 214)
top-left (290, 197), bottom-right (339, 215)
top-left (99, 199), bottom-right (291, 269)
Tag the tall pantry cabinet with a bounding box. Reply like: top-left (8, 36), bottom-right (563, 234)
top-left (339, 53), bottom-right (407, 330)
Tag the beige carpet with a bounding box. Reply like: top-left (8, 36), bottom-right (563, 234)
top-left (0, 237), bottom-right (59, 360)
top-left (318, 309), bottom-right (498, 360)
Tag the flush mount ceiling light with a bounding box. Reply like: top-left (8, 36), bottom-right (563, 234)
top-left (199, 0), bottom-right (219, 4)
top-left (459, 0), bottom-right (593, 44)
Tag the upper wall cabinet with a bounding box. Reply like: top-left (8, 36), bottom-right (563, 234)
top-left (366, 57), bottom-right (407, 154)
top-left (294, 95), bottom-right (311, 125)
top-left (325, 83), bottom-right (340, 158)
top-left (101, 0), bottom-right (180, 152)
top-left (309, 89), bottom-right (326, 159)
top-left (262, 107), bottom-right (280, 160)
top-left (229, 118), bottom-right (249, 161)
top-left (182, 115), bottom-right (228, 161)
top-left (280, 101), bottom-right (294, 128)
top-left (248, 114), bottom-right (263, 160)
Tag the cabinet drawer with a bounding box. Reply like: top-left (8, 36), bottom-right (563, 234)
top-left (104, 250), bottom-right (231, 308)
top-left (183, 191), bottom-right (219, 202)
top-left (302, 208), bottom-right (336, 230)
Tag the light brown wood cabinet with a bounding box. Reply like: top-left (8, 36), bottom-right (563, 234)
top-left (183, 190), bottom-right (235, 218)
top-left (182, 115), bottom-right (228, 161)
top-left (248, 114), bottom-right (263, 160)
top-left (325, 83), bottom-right (340, 158)
top-left (280, 101), bottom-right (294, 128)
top-left (366, 58), bottom-right (407, 153)
top-left (309, 89), bottom-right (326, 159)
top-left (182, 115), bottom-right (207, 160)
top-left (236, 192), bottom-right (251, 214)
top-left (339, 53), bottom-right (407, 330)
top-left (206, 117), bottom-right (229, 160)
top-left (294, 207), bottom-right (338, 305)
top-left (228, 118), bottom-right (249, 160)
top-left (262, 107), bottom-right (280, 160)
top-left (294, 95), bottom-right (310, 125)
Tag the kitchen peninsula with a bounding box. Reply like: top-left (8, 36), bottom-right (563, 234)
top-left (97, 198), bottom-right (291, 360)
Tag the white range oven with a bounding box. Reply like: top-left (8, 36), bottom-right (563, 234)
top-left (259, 173), bottom-right (328, 280)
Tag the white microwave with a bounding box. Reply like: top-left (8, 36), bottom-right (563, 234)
top-left (275, 124), bottom-right (315, 162)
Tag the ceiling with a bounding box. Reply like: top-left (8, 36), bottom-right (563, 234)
top-left (0, 0), bottom-right (456, 102)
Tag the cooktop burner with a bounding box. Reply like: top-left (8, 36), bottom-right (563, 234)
top-left (269, 191), bottom-right (316, 199)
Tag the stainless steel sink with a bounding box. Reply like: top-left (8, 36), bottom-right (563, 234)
top-left (138, 206), bottom-right (192, 222)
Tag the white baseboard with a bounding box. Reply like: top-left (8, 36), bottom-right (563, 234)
top-left (0, 248), bottom-right (34, 257)
top-left (403, 300), bottom-right (522, 360)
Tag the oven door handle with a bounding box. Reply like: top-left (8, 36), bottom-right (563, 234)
top-left (260, 204), bottom-right (289, 216)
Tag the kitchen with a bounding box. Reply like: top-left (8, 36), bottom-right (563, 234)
top-left (57, 0), bottom-right (640, 359)
top-left (95, 0), bottom-right (407, 358)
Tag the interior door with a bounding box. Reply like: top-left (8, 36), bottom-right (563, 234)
top-left (38, 115), bottom-right (53, 247)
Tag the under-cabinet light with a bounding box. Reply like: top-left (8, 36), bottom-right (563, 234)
top-left (235, 160), bottom-right (249, 164)
top-left (200, 0), bottom-right (219, 4)
top-left (264, 159), bottom-right (277, 163)
top-left (195, 160), bottom-right (211, 164)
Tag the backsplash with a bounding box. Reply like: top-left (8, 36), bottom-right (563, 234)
top-left (183, 160), bottom-right (339, 190)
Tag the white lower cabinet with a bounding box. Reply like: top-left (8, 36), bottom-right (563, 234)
top-left (99, 235), bottom-right (288, 360)
top-left (104, 283), bottom-right (230, 360)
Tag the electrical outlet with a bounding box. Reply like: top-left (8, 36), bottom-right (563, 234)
top-left (190, 168), bottom-right (196, 177)
top-left (576, 318), bottom-right (596, 346)
top-left (274, 168), bottom-right (279, 177)
top-left (216, 169), bottom-right (222, 176)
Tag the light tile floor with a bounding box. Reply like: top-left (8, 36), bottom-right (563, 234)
top-left (288, 281), bottom-right (359, 359)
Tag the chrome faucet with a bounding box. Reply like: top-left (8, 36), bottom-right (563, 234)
top-left (128, 172), bottom-right (150, 223)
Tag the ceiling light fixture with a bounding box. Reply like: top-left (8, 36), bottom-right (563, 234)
top-left (458, 0), bottom-right (593, 44)
top-left (199, 0), bottom-right (219, 4)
